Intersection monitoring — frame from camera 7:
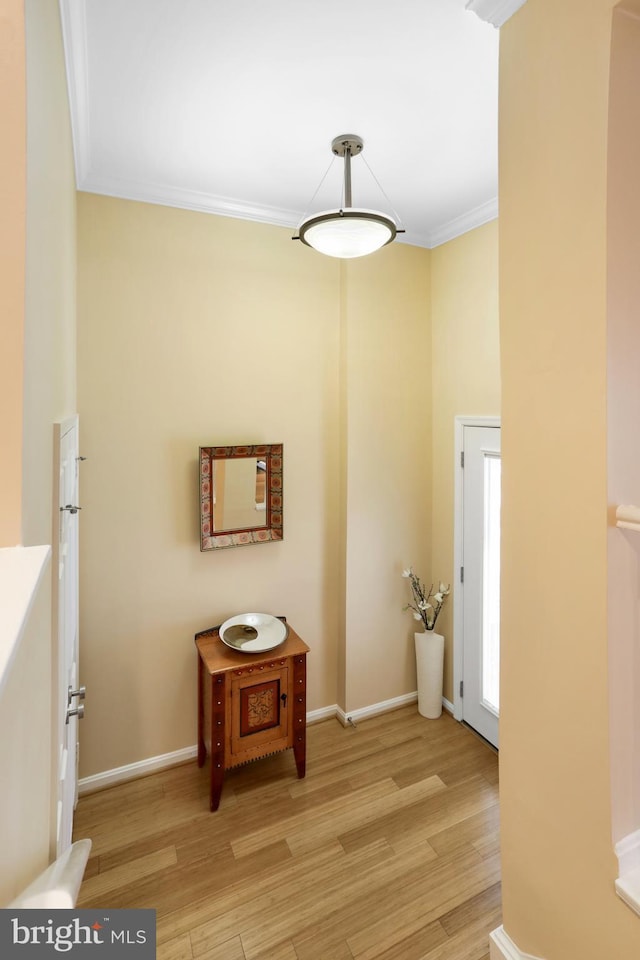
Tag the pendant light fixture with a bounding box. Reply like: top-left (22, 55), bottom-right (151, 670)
top-left (293, 135), bottom-right (402, 259)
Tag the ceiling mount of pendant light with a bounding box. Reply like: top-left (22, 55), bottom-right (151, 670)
top-left (293, 134), bottom-right (403, 259)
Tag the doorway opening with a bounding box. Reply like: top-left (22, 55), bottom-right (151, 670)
top-left (453, 416), bottom-right (501, 749)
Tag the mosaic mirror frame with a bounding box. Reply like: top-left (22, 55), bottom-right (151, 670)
top-left (199, 444), bottom-right (283, 550)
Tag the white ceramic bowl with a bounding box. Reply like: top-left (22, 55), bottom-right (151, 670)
top-left (219, 613), bottom-right (288, 653)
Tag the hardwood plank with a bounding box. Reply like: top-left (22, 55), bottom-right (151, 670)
top-left (83, 855), bottom-right (101, 880)
top-left (472, 832), bottom-right (500, 861)
top-left (77, 846), bottom-right (178, 904)
top-left (288, 735), bottom-right (432, 798)
top-left (288, 841), bottom-right (443, 960)
top-left (367, 919), bottom-right (448, 960)
top-left (230, 779), bottom-right (401, 859)
top-left (196, 934), bottom-right (245, 960)
top-left (96, 815), bottom-right (229, 873)
top-left (286, 775), bottom-right (446, 858)
top-left (158, 841), bottom-right (348, 945)
top-left (191, 839), bottom-right (396, 960)
top-left (407, 899), bottom-right (502, 960)
top-left (246, 940), bottom-right (298, 960)
top-left (157, 933), bottom-right (194, 960)
top-left (80, 838), bottom-right (293, 915)
top-left (345, 849), bottom-right (500, 960)
top-left (427, 804), bottom-right (500, 859)
top-left (439, 881), bottom-right (502, 937)
top-left (338, 775), bottom-right (497, 856)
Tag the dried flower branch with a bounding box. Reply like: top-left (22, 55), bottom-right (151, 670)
top-left (402, 568), bottom-right (450, 632)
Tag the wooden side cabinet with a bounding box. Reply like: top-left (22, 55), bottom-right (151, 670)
top-left (195, 621), bottom-right (309, 811)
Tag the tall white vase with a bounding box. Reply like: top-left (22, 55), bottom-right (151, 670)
top-left (415, 631), bottom-right (445, 719)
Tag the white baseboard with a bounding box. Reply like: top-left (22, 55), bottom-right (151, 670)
top-left (306, 704), bottom-right (339, 724)
top-left (78, 745), bottom-right (198, 795)
top-left (615, 829), bottom-right (640, 916)
top-left (490, 926), bottom-right (545, 960)
top-left (336, 692), bottom-right (418, 727)
top-left (78, 693), bottom-right (452, 794)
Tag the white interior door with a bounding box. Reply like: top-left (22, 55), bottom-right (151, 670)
top-left (54, 416), bottom-right (84, 855)
top-left (461, 424), bottom-right (501, 748)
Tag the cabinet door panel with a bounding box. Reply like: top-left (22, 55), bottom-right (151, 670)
top-left (229, 667), bottom-right (290, 763)
top-left (239, 677), bottom-right (281, 735)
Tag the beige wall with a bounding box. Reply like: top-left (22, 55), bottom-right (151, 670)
top-left (607, 7), bottom-right (640, 849)
top-left (430, 222), bottom-right (500, 701)
top-left (499, 0), bottom-right (640, 955)
top-left (343, 246), bottom-right (432, 712)
top-left (0, 0), bottom-right (26, 547)
top-left (76, 197), bottom-right (340, 775)
top-left (23, 0), bottom-right (77, 547)
top-left (0, 0), bottom-right (77, 902)
top-left (76, 195), bottom-right (436, 774)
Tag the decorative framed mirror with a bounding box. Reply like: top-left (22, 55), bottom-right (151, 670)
top-left (199, 444), bottom-right (283, 550)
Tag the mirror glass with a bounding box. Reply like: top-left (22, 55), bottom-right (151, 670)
top-left (200, 444), bottom-right (283, 550)
top-left (213, 458), bottom-right (267, 531)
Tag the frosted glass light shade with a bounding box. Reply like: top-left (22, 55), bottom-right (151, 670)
top-left (299, 209), bottom-right (396, 259)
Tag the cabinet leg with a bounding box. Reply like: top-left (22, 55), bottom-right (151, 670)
top-left (197, 654), bottom-right (205, 767)
top-left (293, 737), bottom-right (306, 779)
top-left (210, 763), bottom-right (224, 811)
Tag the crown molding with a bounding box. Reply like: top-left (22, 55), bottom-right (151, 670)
top-left (465, 0), bottom-right (528, 28)
top-left (80, 173), bottom-right (303, 229)
top-left (79, 173), bottom-right (496, 251)
top-left (427, 197), bottom-right (498, 248)
top-left (58, 0), bottom-right (90, 185)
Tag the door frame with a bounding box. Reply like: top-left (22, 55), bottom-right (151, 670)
top-left (52, 414), bottom-right (80, 857)
top-left (452, 415), bottom-right (501, 722)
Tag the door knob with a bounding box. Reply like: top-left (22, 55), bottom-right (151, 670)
top-left (68, 685), bottom-right (86, 705)
top-left (60, 504), bottom-right (81, 514)
top-left (66, 704), bottom-right (85, 724)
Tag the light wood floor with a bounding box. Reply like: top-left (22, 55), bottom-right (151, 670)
top-left (74, 705), bottom-right (500, 960)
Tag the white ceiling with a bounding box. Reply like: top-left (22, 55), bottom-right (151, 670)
top-left (59, 0), bottom-right (500, 249)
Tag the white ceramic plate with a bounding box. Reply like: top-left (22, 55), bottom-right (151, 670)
top-left (219, 613), bottom-right (288, 653)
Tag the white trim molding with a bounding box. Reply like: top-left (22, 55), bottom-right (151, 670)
top-left (428, 197), bottom-right (498, 248)
top-left (466, 0), bottom-right (528, 28)
top-left (490, 926), bottom-right (546, 960)
top-left (79, 173), bottom-right (303, 231)
top-left (453, 416), bottom-right (501, 723)
top-left (74, 171), bottom-right (494, 252)
top-left (58, 0), bottom-right (90, 185)
top-left (615, 503), bottom-right (640, 532)
top-left (615, 829), bottom-right (640, 916)
top-left (307, 704), bottom-right (339, 724)
top-left (337, 692), bottom-right (418, 727)
top-left (78, 745), bottom-right (198, 795)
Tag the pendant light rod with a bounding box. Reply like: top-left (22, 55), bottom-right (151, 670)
top-left (344, 147), bottom-right (352, 208)
top-left (331, 135), bottom-right (363, 210)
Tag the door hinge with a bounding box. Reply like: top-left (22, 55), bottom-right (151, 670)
top-left (459, 680), bottom-right (464, 698)
top-left (461, 451), bottom-right (464, 468)
top-left (460, 566), bottom-right (464, 583)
